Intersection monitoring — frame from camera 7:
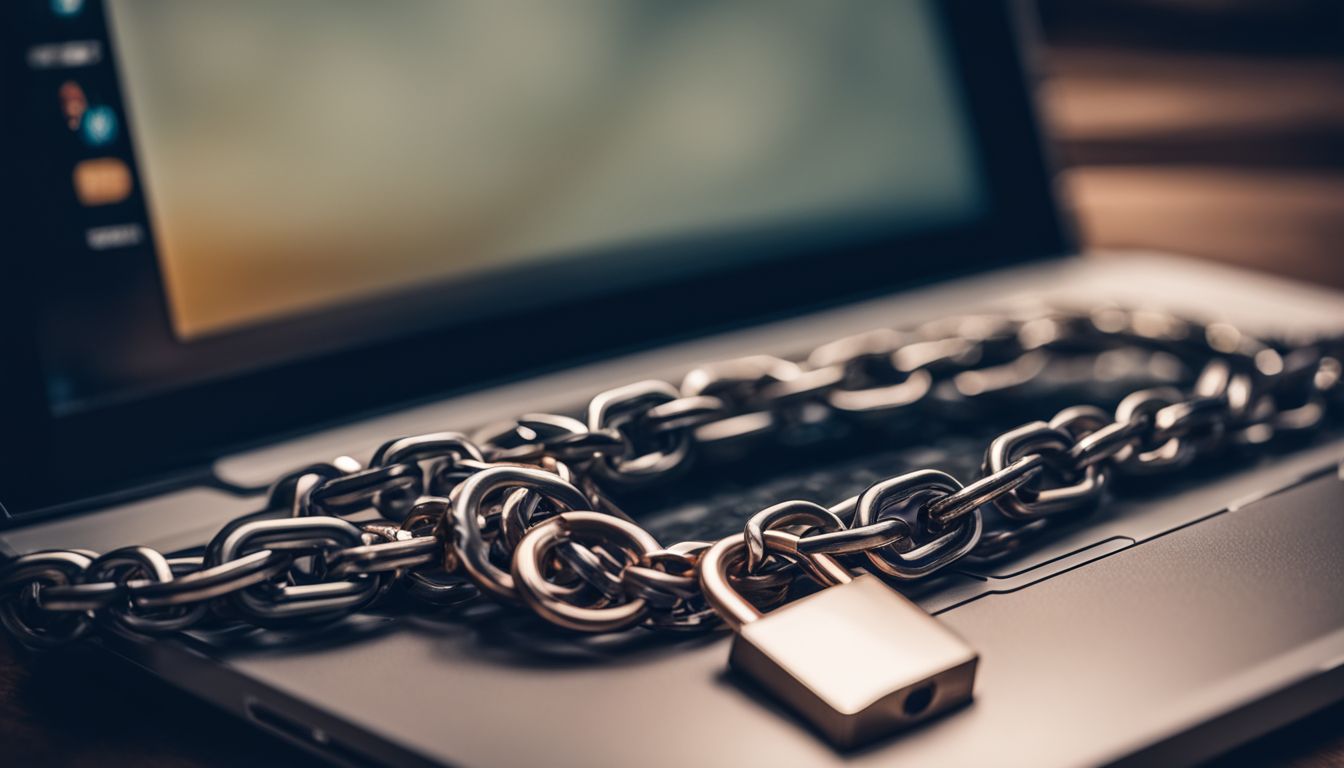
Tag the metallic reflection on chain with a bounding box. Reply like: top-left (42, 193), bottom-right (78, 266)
top-left (1, 306), bottom-right (1340, 647)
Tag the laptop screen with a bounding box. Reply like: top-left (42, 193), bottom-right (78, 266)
top-left (17, 0), bottom-right (986, 414)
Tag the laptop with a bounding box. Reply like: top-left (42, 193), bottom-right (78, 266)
top-left (2, 1), bottom-right (1342, 765)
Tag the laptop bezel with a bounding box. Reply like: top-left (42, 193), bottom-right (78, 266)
top-left (0, 0), bottom-right (1071, 515)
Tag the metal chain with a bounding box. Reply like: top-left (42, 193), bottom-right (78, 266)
top-left (2, 306), bottom-right (1340, 647)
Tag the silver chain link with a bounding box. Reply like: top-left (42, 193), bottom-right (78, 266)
top-left (2, 306), bottom-right (1340, 647)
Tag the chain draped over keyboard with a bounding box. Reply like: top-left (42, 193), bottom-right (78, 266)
top-left (2, 306), bottom-right (1340, 647)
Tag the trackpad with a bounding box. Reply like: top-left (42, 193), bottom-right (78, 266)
top-left (917, 467), bottom-right (1344, 763)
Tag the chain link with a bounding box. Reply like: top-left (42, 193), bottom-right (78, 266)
top-left (2, 307), bottom-right (1340, 647)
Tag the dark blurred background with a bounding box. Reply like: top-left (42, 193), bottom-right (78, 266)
top-left (1040, 0), bottom-right (1344, 291)
top-left (3, 2), bottom-right (1343, 766)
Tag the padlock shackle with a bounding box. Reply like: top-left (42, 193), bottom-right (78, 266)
top-left (699, 530), bottom-right (852, 631)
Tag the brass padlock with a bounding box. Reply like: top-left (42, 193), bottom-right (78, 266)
top-left (699, 530), bottom-right (978, 748)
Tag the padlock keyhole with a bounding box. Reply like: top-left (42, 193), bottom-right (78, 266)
top-left (903, 683), bottom-right (936, 716)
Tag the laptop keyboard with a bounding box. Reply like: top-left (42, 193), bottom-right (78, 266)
top-left (597, 350), bottom-right (1180, 544)
top-left (616, 347), bottom-right (1341, 550)
top-left (633, 431), bottom-right (993, 545)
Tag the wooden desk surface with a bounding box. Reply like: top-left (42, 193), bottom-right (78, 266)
top-left (1044, 46), bottom-right (1344, 290)
top-left (3, 43), bottom-right (1343, 767)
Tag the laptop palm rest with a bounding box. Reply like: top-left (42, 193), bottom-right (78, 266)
top-left (173, 465), bottom-right (1343, 768)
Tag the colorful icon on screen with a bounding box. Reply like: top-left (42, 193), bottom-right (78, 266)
top-left (59, 81), bottom-right (87, 130)
top-left (51, 0), bottom-right (85, 19)
top-left (80, 104), bottom-right (119, 146)
top-left (73, 158), bottom-right (132, 206)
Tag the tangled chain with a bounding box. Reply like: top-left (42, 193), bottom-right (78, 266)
top-left (2, 306), bottom-right (1340, 648)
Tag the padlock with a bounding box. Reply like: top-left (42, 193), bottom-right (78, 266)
top-left (699, 530), bottom-right (978, 748)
